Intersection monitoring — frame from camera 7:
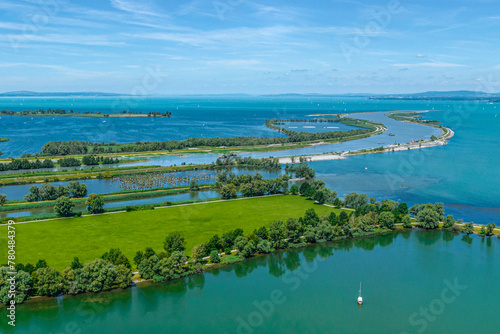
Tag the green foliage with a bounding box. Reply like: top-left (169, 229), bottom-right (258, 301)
top-left (191, 244), bottom-right (206, 262)
top-left (285, 218), bottom-right (302, 243)
top-left (355, 203), bottom-right (378, 217)
top-left (36, 259), bottom-right (48, 269)
top-left (54, 196), bottom-right (75, 217)
top-left (344, 192), bottom-right (368, 209)
top-left (71, 257), bottom-right (83, 270)
top-left (101, 248), bottom-right (131, 269)
top-left (253, 226), bottom-right (268, 240)
top-left (395, 202), bottom-right (409, 215)
top-left (220, 184), bottom-right (237, 199)
top-left (210, 250), bottom-right (221, 263)
top-left (0, 268), bottom-right (32, 304)
top-left (138, 255), bottom-right (159, 280)
top-left (25, 181), bottom-right (87, 202)
top-left (68, 259), bottom-right (117, 294)
top-left (299, 182), bottom-right (311, 195)
top-left (290, 184), bottom-right (299, 195)
top-left (234, 236), bottom-right (249, 251)
top-left (288, 163), bottom-right (316, 179)
top-left (268, 220), bottom-right (287, 249)
top-left (86, 193), bottom-right (105, 214)
top-left (0, 194), bottom-right (6, 206)
top-left (40, 120), bottom-right (372, 156)
top-left (443, 215), bottom-right (455, 230)
top-left (480, 223), bottom-right (497, 237)
top-left (205, 234), bottom-right (222, 255)
top-left (338, 211), bottom-right (349, 224)
top-left (58, 157), bottom-right (81, 167)
top-left (461, 222), bottom-right (474, 235)
top-left (327, 190), bottom-right (338, 204)
top-left (313, 187), bottom-right (331, 204)
top-left (402, 215), bottom-right (412, 229)
top-left (303, 186), bottom-right (316, 199)
top-left (240, 241), bottom-right (256, 258)
top-left (0, 158), bottom-right (54, 172)
top-left (256, 240), bottom-right (272, 253)
top-left (163, 232), bottom-right (186, 256)
top-left (410, 203), bottom-right (444, 219)
top-left (378, 211), bottom-right (395, 230)
top-left (417, 208), bottom-right (440, 229)
top-left (32, 267), bottom-right (64, 296)
top-left (303, 208), bottom-right (320, 226)
top-left (115, 265), bottom-right (132, 288)
top-left (189, 178), bottom-right (200, 191)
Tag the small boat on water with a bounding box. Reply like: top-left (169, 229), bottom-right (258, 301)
top-left (388, 133), bottom-right (395, 136)
top-left (357, 282), bottom-right (363, 306)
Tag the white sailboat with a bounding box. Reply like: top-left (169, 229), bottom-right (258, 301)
top-left (357, 282), bottom-right (363, 305)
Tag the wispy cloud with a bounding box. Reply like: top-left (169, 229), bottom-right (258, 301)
top-left (110, 0), bottom-right (167, 18)
top-left (393, 60), bottom-right (466, 68)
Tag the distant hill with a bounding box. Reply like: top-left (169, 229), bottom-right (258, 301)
top-left (371, 90), bottom-right (500, 100)
top-left (0, 91), bottom-right (126, 97)
top-left (259, 93), bottom-right (375, 97)
top-left (2, 90), bottom-right (499, 99)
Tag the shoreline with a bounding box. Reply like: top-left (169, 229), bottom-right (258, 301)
top-left (4, 224), bottom-right (494, 309)
top-left (276, 110), bottom-right (454, 163)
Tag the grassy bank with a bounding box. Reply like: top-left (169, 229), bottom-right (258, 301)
top-left (0, 164), bottom-right (213, 186)
top-left (0, 195), bottom-right (343, 270)
top-left (0, 184), bottom-right (214, 213)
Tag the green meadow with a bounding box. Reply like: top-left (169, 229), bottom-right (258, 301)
top-left (0, 195), bottom-right (342, 270)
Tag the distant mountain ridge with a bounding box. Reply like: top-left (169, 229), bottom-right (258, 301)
top-left (0, 91), bottom-right (125, 97)
top-left (1, 90), bottom-right (499, 98)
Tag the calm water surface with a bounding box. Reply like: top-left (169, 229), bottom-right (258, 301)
top-left (0, 97), bottom-right (498, 223)
top-left (2, 230), bottom-right (497, 334)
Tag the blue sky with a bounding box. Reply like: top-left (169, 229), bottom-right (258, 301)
top-left (0, 0), bottom-right (499, 94)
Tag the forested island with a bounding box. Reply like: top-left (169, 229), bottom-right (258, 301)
top-left (0, 109), bottom-right (172, 118)
top-left (0, 155), bottom-right (119, 171)
top-left (34, 117), bottom-right (381, 156)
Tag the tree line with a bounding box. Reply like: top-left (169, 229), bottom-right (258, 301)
top-left (0, 109), bottom-right (171, 117)
top-left (0, 155), bottom-right (119, 171)
top-left (0, 249), bottom-right (134, 305)
top-left (212, 156), bottom-right (281, 169)
top-left (0, 158), bottom-right (54, 171)
top-left (1, 186), bottom-right (492, 306)
top-left (39, 119), bottom-right (374, 156)
top-left (24, 181), bottom-right (88, 202)
top-left (58, 155), bottom-right (119, 167)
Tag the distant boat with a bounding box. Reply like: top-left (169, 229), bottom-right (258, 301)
top-left (388, 133), bottom-right (395, 136)
top-left (358, 282), bottom-right (363, 305)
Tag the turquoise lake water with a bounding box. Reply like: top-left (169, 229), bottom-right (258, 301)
top-left (0, 96), bottom-right (497, 224)
top-left (2, 230), bottom-right (498, 334)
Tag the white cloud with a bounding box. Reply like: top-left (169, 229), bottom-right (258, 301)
top-left (110, 0), bottom-right (166, 17)
top-left (202, 59), bottom-right (261, 66)
top-left (393, 61), bottom-right (466, 68)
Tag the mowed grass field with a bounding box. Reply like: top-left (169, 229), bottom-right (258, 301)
top-left (0, 195), bottom-right (343, 270)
